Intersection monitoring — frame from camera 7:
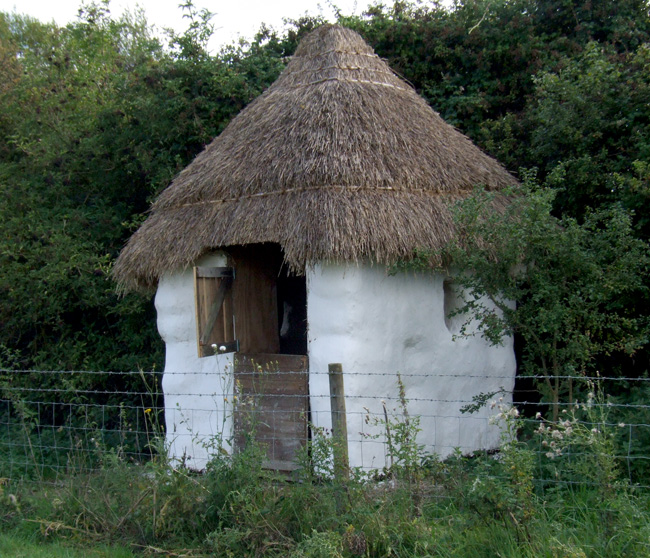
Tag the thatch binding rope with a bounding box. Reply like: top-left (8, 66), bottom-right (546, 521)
top-left (113, 24), bottom-right (517, 291)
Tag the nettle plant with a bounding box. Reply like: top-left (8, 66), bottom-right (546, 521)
top-left (363, 374), bottom-right (425, 482)
top-left (467, 398), bottom-right (536, 530)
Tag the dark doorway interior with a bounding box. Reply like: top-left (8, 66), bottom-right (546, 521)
top-left (277, 266), bottom-right (308, 356)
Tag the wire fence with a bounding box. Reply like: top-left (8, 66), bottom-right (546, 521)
top-left (2, 368), bottom-right (650, 492)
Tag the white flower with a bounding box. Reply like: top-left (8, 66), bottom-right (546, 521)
top-left (535, 412), bottom-right (542, 419)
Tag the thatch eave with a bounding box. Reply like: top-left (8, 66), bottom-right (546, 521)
top-left (113, 187), bottom-right (511, 292)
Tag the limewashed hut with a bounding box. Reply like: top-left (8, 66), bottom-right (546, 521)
top-left (114, 24), bottom-right (518, 471)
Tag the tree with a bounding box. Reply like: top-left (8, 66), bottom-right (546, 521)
top-left (440, 177), bottom-right (650, 419)
top-left (0, 8), bottom-right (166, 370)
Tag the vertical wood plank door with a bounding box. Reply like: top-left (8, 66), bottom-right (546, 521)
top-left (233, 354), bottom-right (309, 472)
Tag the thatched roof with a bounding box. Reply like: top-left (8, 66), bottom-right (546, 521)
top-left (114, 24), bottom-right (517, 291)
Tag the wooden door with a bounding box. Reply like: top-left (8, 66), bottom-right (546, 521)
top-left (233, 354), bottom-right (309, 471)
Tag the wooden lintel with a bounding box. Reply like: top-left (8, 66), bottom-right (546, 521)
top-left (195, 267), bottom-right (234, 279)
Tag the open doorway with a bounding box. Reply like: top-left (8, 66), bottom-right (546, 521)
top-left (228, 243), bottom-right (307, 356)
top-left (195, 243), bottom-right (307, 356)
top-left (277, 265), bottom-right (307, 355)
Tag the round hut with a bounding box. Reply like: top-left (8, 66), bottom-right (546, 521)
top-left (114, 24), bottom-right (518, 471)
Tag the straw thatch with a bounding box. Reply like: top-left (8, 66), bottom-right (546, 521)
top-left (114, 24), bottom-right (517, 291)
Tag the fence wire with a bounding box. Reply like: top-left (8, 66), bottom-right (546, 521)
top-left (1, 368), bottom-right (649, 492)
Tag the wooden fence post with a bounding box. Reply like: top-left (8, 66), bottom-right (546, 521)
top-left (328, 363), bottom-right (349, 480)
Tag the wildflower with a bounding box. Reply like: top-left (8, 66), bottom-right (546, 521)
top-left (545, 452), bottom-right (555, 459)
top-left (535, 412), bottom-right (542, 419)
top-left (619, 423), bottom-right (626, 428)
top-left (145, 408), bottom-right (152, 415)
top-left (591, 428), bottom-right (599, 434)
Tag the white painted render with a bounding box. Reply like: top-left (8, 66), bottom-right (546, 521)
top-left (306, 263), bottom-right (516, 470)
top-left (155, 255), bottom-right (516, 471)
top-left (155, 252), bottom-right (234, 470)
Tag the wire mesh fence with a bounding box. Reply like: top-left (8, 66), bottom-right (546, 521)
top-left (2, 368), bottom-right (650, 491)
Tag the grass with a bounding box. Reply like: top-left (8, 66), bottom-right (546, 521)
top-left (3, 395), bottom-right (650, 557)
top-left (0, 532), bottom-right (136, 558)
top-left (2, 447), bottom-right (650, 558)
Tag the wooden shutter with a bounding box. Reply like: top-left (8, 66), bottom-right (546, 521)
top-left (194, 266), bottom-right (238, 357)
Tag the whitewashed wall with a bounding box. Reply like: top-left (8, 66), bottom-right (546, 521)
top-left (155, 252), bottom-right (233, 470)
top-left (307, 263), bottom-right (516, 470)
top-left (156, 257), bottom-right (516, 471)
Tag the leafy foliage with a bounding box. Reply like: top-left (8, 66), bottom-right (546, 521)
top-left (0, 4), bottom-right (290, 371)
top-left (442, 179), bottom-right (650, 418)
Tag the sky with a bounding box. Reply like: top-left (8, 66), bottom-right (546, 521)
top-left (0, 0), bottom-right (379, 51)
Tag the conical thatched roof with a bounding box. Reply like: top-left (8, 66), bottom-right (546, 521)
top-left (114, 24), bottom-right (517, 291)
